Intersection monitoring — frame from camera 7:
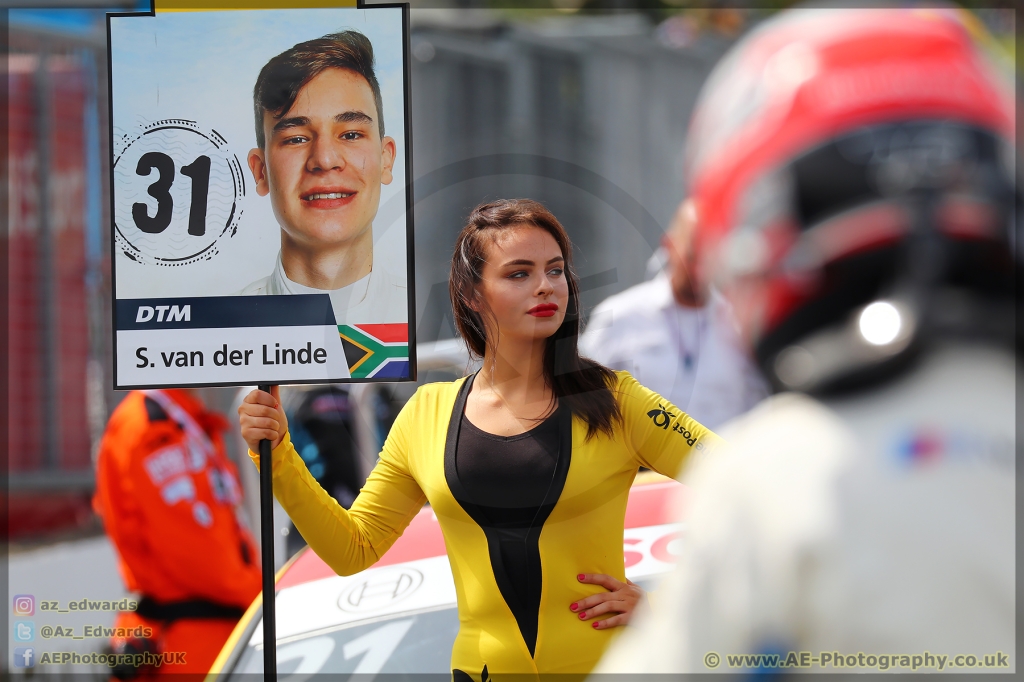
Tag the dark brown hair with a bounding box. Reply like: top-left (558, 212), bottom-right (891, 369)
top-left (253, 30), bottom-right (384, 149)
top-left (449, 199), bottom-right (622, 440)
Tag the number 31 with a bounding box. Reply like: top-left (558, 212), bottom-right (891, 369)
top-left (132, 151), bottom-right (211, 236)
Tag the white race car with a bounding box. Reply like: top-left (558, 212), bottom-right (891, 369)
top-left (207, 472), bottom-right (686, 678)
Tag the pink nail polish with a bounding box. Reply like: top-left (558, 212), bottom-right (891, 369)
top-left (577, 574), bottom-right (585, 581)
top-left (570, 603), bottom-right (578, 611)
top-left (578, 612), bottom-right (586, 620)
top-left (592, 622), bottom-right (599, 629)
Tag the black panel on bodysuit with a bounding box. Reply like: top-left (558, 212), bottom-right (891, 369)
top-left (443, 374), bottom-right (572, 658)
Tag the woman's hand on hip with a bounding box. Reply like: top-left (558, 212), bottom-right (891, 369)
top-left (570, 573), bottom-right (643, 629)
top-left (238, 386), bottom-right (288, 453)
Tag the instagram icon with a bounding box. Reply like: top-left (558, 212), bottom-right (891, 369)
top-left (13, 595), bottom-right (34, 616)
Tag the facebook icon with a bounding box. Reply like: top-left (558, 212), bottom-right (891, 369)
top-left (14, 647), bottom-right (35, 668)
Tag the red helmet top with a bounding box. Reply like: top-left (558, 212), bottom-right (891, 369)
top-left (685, 7), bottom-right (1016, 390)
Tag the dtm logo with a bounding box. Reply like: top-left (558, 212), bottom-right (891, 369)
top-left (136, 305), bottom-right (190, 323)
top-left (14, 647), bottom-right (35, 668)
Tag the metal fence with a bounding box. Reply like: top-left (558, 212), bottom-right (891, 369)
top-left (7, 20), bottom-right (114, 539)
top-left (408, 12), bottom-right (730, 347)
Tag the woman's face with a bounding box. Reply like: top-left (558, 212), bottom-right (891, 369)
top-left (472, 224), bottom-right (569, 347)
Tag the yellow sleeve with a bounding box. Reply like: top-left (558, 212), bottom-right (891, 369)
top-left (248, 390), bottom-right (427, 576)
top-left (615, 372), bottom-right (725, 480)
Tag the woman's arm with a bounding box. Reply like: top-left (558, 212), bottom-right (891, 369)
top-left (241, 388), bottom-right (427, 576)
top-left (615, 372), bottom-right (725, 480)
top-left (567, 374), bottom-right (724, 628)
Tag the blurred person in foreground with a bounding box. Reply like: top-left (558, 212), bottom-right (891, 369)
top-left (597, 6), bottom-right (1016, 674)
top-left (580, 197), bottom-right (768, 430)
top-left (93, 389), bottom-right (261, 678)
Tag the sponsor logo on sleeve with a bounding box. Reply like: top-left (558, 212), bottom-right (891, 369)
top-left (647, 404), bottom-right (675, 429)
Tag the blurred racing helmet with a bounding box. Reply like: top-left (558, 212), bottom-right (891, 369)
top-left (684, 5), bottom-right (1017, 392)
top-left (288, 386), bottom-right (364, 509)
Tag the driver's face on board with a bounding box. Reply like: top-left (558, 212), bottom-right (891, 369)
top-left (248, 67), bottom-right (396, 251)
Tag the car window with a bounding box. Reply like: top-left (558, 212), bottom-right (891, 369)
top-left (232, 606), bottom-right (460, 678)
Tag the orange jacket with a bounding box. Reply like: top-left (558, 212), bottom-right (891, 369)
top-left (93, 390), bottom-right (261, 608)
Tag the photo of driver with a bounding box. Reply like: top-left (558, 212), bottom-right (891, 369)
top-left (240, 30), bottom-right (407, 324)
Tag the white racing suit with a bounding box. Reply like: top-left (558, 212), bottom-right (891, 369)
top-left (596, 341), bottom-right (1015, 675)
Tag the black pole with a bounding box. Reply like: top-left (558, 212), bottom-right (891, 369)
top-left (257, 384), bottom-right (276, 680)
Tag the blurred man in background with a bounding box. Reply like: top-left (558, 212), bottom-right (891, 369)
top-left (580, 197), bottom-right (768, 430)
top-left (598, 6), bottom-right (1016, 674)
top-left (93, 389), bottom-right (261, 678)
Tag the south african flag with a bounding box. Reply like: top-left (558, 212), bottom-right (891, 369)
top-left (338, 324), bottom-right (410, 379)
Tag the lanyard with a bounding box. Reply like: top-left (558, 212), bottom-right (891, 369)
top-left (660, 302), bottom-right (707, 412)
top-left (665, 304), bottom-right (706, 373)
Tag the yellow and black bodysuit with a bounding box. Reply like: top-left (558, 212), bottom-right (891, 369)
top-left (253, 371), bottom-right (721, 678)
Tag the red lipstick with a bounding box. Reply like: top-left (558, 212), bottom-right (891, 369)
top-left (528, 303), bottom-right (559, 317)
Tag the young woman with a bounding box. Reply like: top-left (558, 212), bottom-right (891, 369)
top-left (239, 199), bottom-right (721, 678)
